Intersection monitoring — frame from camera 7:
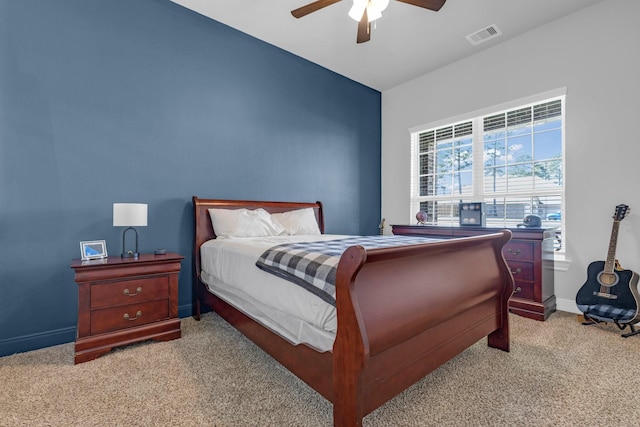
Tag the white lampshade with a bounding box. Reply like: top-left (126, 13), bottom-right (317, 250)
top-left (113, 203), bottom-right (148, 227)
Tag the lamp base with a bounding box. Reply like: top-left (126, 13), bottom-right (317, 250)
top-left (121, 252), bottom-right (140, 259)
top-left (120, 227), bottom-right (140, 259)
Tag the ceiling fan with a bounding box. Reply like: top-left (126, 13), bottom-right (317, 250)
top-left (291, 0), bottom-right (447, 44)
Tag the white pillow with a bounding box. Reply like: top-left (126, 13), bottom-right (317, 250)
top-left (271, 208), bottom-right (321, 235)
top-left (209, 208), bottom-right (285, 239)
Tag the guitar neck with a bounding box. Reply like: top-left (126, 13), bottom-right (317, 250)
top-left (604, 220), bottom-right (620, 274)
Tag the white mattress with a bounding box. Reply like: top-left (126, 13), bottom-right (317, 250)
top-left (199, 235), bottom-right (349, 353)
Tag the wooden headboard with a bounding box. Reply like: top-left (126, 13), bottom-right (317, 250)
top-left (192, 197), bottom-right (324, 280)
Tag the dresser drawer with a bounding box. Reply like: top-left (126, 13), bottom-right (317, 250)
top-left (91, 300), bottom-right (169, 335)
top-left (506, 260), bottom-right (534, 281)
top-left (502, 241), bottom-right (534, 260)
top-left (91, 276), bottom-right (169, 309)
top-left (511, 280), bottom-right (534, 300)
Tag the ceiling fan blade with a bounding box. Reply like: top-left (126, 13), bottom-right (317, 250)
top-left (395, 0), bottom-right (446, 11)
top-left (356, 8), bottom-right (370, 43)
top-left (291, 0), bottom-right (342, 18)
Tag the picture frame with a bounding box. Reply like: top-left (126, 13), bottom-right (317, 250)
top-left (459, 202), bottom-right (486, 227)
top-left (80, 240), bottom-right (108, 261)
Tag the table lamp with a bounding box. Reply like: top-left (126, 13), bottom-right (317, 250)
top-left (113, 203), bottom-right (148, 258)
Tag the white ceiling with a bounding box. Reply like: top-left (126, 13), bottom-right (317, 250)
top-left (170, 0), bottom-right (603, 91)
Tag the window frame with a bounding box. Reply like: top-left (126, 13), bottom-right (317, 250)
top-left (409, 88), bottom-right (566, 256)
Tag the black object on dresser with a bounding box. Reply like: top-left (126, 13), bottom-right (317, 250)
top-left (392, 225), bottom-right (556, 321)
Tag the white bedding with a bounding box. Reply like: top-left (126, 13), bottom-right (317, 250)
top-left (200, 235), bottom-right (349, 352)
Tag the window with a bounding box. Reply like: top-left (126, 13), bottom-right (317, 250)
top-left (410, 91), bottom-right (565, 251)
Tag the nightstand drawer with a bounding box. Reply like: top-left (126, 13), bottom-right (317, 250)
top-left (91, 300), bottom-right (169, 335)
top-left (91, 276), bottom-right (169, 309)
top-left (502, 242), bottom-right (534, 260)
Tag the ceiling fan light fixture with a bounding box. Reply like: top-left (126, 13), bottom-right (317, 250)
top-left (369, 0), bottom-right (390, 18)
top-left (348, 0), bottom-right (367, 21)
top-left (366, 5), bottom-right (382, 21)
top-left (349, 0), bottom-right (389, 23)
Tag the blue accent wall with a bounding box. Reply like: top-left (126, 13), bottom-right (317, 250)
top-left (0, 0), bottom-right (381, 356)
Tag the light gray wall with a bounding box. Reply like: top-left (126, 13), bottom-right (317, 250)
top-left (381, 0), bottom-right (640, 312)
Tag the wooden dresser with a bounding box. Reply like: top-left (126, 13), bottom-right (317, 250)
top-left (392, 225), bottom-right (556, 321)
top-left (70, 253), bottom-right (183, 364)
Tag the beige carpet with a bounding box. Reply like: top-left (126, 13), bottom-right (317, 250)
top-left (2, 311), bottom-right (640, 426)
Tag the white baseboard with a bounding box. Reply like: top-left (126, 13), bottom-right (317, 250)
top-left (555, 297), bottom-right (579, 314)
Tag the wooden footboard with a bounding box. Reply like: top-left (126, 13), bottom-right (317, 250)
top-left (192, 197), bottom-right (513, 427)
top-left (332, 232), bottom-right (512, 425)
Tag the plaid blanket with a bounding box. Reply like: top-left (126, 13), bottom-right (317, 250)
top-left (255, 235), bottom-right (439, 306)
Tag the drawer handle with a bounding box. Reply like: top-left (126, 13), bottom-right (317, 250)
top-left (123, 287), bottom-right (143, 297)
top-left (513, 286), bottom-right (522, 294)
top-left (123, 311), bottom-right (142, 321)
top-left (511, 267), bottom-right (522, 275)
top-left (507, 248), bottom-right (521, 255)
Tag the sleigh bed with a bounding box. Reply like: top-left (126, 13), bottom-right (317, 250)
top-left (192, 197), bottom-right (514, 426)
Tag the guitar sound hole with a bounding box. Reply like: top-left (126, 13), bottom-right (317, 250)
top-left (597, 271), bottom-right (619, 287)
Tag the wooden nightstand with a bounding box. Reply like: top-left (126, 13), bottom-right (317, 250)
top-left (70, 253), bottom-right (183, 364)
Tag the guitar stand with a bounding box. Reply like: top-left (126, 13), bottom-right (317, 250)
top-left (582, 314), bottom-right (640, 338)
top-left (618, 322), bottom-right (640, 338)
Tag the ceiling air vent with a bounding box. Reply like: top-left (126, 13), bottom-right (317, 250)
top-left (466, 24), bottom-right (502, 46)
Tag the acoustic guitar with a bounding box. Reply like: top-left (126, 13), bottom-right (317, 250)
top-left (576, 204), bottom-right (640, 324)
